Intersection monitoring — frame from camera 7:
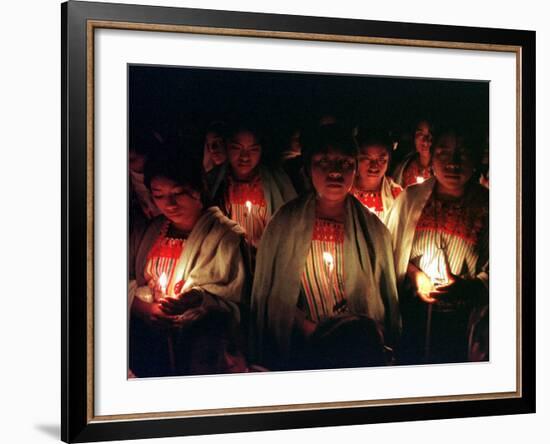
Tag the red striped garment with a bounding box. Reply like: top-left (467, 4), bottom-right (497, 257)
top-left (227, 175), bottom-right (267, 248)
top-left (144, 223), bottom-right (187, 298)
top-left (300, 218), bottom-right (347, 322)
top-left (351, 185), bottom-right (402, 221)
top-left (410, 195), bottom-right (487, 286)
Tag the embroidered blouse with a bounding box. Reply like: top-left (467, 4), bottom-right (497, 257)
top-left (352, 184), bottom-right (402, 221)
top-left (300, 218), bottom-right (347, 322)
top-left (144, 222), bottom-right (187, 298)
top-left (410, 194), bottom-right (488, 286)
top-left (226, 175), bottom-right (267, 248)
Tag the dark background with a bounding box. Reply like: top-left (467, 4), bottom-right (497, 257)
top-left (129, 64), bottom-right (489, 161)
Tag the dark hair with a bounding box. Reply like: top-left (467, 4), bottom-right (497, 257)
top-left (143, 140), bottom-right (207, 202)
top-left (431, 122), bottom-right (486, 169)
top-left (301, 123), bottom-right (358, 174)
top-left (356, 127), bottom-right (393, 154)
top-left (129, 124), bottom-right (164, 156)
top-left (413, 116), bottom-right (433, 132)
top-left (226, 118), bottom-right (264, 145)
top-left (204, 120), bottom-right (228, 140)
top-left (305, 315), bottom-right (388, 370)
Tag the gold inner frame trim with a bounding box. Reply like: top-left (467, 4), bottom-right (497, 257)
top-left (86, 19), bottom-right (523, 423)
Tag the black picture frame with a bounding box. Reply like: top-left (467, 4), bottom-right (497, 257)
top-left (61, 1), bottom-right (536, 442)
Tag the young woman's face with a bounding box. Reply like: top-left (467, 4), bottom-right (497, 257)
top-left (310, 147), bottom-right (356, 203)
top-left (356, 144), bottom-right (390, 188)
top-left (204, 131), bottom-right (226, 166)
top-left (414, 120), bottom-right (433, 155)
top-left (150, 176), bottom-right (203, 228)
top-left (431, 133), bottom-right (475, 194)
top-left (226, 130), bottom-right (262, 180)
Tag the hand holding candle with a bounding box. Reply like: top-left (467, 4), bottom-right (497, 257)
top-left (415, 270), bottom-right (437, 303)
top-left (159, 284), bottom-right (203, 316)
top-left (428, 259), bottom-right (474, 308)
top-left (407, 262), bottom-right (436, 303)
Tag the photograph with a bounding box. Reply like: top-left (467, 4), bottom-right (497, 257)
top-left (1, 0), bottom-right (546, 443)
top-left (127, 65), bottom-right (490, 378)
top-left (57, 0), bottom-right (537, 442)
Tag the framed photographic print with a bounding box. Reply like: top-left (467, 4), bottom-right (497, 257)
top-left (62, 0), bottom-right (536, 442)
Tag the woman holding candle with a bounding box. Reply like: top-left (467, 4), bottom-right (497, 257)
top-left (208, 121), bottom-right (297, 251)
top-left (391, 118), bottom-right (434, 188)
top-left (386, 123), bottom-right (489, 364)
top-left (251, 124), bottom-right (401, 370)
top-left (351, 128), bottom-right (403, 225)
top-left (129, 146), bottom-right (249, 377)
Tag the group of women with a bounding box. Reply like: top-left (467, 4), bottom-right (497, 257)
top-left (128, 116), bottom-right (490, 377)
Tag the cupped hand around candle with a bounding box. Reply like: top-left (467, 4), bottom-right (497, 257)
top-left (145, 302), bottom-right (176, 329)
top-left (407, 263), bottom-right (436, 303)
top-left (158, 288), bottom-right (204, 316)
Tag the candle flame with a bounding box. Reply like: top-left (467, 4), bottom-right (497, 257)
top-left (159, 272), bottom-right (168, 294)
top-left (245, 200), bottom-right (252, 214)
top-left (416, 176), bottom-right (425, 184)
top-left (323, 251), bottom-right (334, 274)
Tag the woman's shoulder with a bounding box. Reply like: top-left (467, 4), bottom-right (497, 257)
top-left (398, 177), bottom-right (434, 203)
top-left (260, 165), bottom-right (298, 195)
top-left (465, 182), bottom-right (489, 210)
top-left (350, 195), bottom-right (390, 235)
top-left (201, 207), bottom-right (246, 240)
top-left (262, 194), bottom-right (312, 234)
top-left (273, 193), bottom-right (311, 217)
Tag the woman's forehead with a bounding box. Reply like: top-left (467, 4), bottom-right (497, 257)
top-left (358, 144), bottom-right (389, 155)
top-left (228, 130), bottom-right (259, 144)
top-left (150, 176), bottom-right (194, 190)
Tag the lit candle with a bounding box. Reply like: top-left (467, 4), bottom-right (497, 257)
top-left (158, 272), bottom-right (168, 297)
top-left (323, 251), bottom-right (334, 275)
top-left (416, 176), bottom-right (425, 184)
top-left (245, 200), bottom-right (252, 216)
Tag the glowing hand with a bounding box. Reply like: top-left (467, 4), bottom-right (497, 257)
top-left (412, 269), bottom-right (437, 303)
